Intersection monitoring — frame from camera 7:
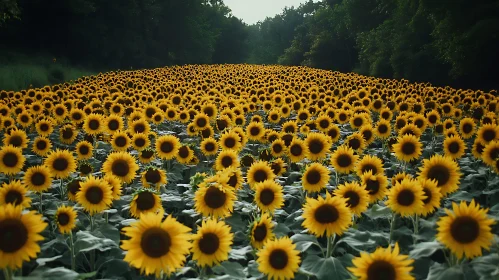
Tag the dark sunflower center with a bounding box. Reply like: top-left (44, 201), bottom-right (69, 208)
top-left (290, 144), bottom-right (303, 156)
top-left (353, 118), bottom-right (363, 127)
top-left (167, 111), bottom-right (175, 118)
top-left (422, 188), bottom-right (432, 204)
top-left (344, 190), bottom-right (360, 208)
top-left (136, 191), bottom-right (156, 211)
top-left (450, 216), bottom-right (480, 244)
top-left (145, 169), bottom-right (161, 184)
top-left (0, 218), bottom-right (28, 253)
top-left (367, 260), bottom-right (396, 280)
top-left (55, 107), bottom-right (64, 116)
top-left (88, 119), bottom-right (100, 130)
top-left (85, 186), bottom-right (104, 204)
top-left (217, 119), bottom-right (228, 130)
top-left (401, 141), bottom-right (416, 155)
top-left (253, 170), bottom-right (268, 183)
top-left (204, 186), bottom-right (226, 209)
top-left (426, 164), bottom-right (450, 187)
top-left (111, 159), bottom-right (130, 177)
top-left (140, 227), bottom-right (171, 258)
top-left (224, 137), bottom-right (236, 148)
top-left (273, 143), bottom-right (283, 154)
top-left (306, 170), bottom-right (321, 185)
top-left (134, 123), bottom-right (145, 133)
top-left (53, 157), bottom-right (69, 171)
top-left (178, 146), bottom-right (189, 158)
top-left (5, 190), bottom-right (23, 205)
top-left (199, 232), bottom-right (220, 255)
top-left (253, 224), bottom-right (267, 242)
top-left (108, 120), bottom-right (119, 131)
top-left (242, 155), bottom-right (255, 167)
top-left (378, 124), bottom-right (388, 134)
top-left (365, 178), bottom-right (380, 195)
top-left (309, 139), bottom-right (324, 155)
top-left (221, 155), bottom-right (233, 168)
top-left (204, 142), bottom-right (215, 152)
top-left (362, 130), bottom-right (373, 142)
top-left (141, 150), bottom-right (154, 159)
top-left (428, 115), bottom-right (437, 124)
top-left (259, 188), bottom-right (275, 206)
top-left (271, 162), bottom-right (281, 175)
top-left (8, 136), bottom-right (22, 147)
top-left (396, 189), bottom-right (415, 206)
top-left (160, 141), bottom-right (174, 153)
top-left (40, 123), bottom-right (49, 131)
top-left (336, 154), bottom-right (352, 168)
top-left (57, 213), bottom-right (70, 226)
top-left (80, 164), bottom-right (92, 174)
top-left (348, 138), bottom-right (361, 150)
top-left (62, 128), bottom-right (73, 139)
top-left (196, 118), bottom-right (207, 128)
top-left (68, 180), bottom-right (81, 195)
top-left (361, 164), bottom-right (377, 175)
top-left (20, 115), bottom-right (29, 123)
top-left (319, 119), bottom-right (329, 129)
top-left (462, 123), bottom-right (472, 134)
top-left (314, 204), bottom-right (339, 224)
top-left (483, 129), bottom-right (496, 142)
top-left (448, 141), bottom-right (460, 154)
top-left (250, 127), bottom-right (261, 136)
top-left (135, 137), bottom-right (146, 148)
top-left (228, 174), bottom-right (238, 188)
top-left (269, 249), bottom-right (288, 270)
top-left (72, 113), bottom-right (82, 121)
top-left (31, 172), bottom-right (46, 186)
top-left (2, 152), bottom-right (19, 167)
top-left (79, 144), bottom-right (90, 155)
top-left (115, 136), bottom-right (127, 147)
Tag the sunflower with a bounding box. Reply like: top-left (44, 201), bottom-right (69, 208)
top-left (102, 151), bottom-right (139, 183)
top-left (131, 133), bottom-right (150, 151)
top-left (192, 218), bottom-right (233, 267)
top-left (270, 139), bottom-right (286, 157)
top-left (130, 189), bottom-right (164, 218)
top-left (110, 131), bottom-right (131, 152)
top-left (0, 145), bottom-right (25, 175)
top-left (392, 134), bottom-right (422, 162)
top-left (75, 141), bottom-right (93, 160)
top-left (102, 174), bottom-right (121, 200)
top-left (287, 138), bottom-right (308, 163)
top-left (194, 181), bottom-right (236, 218)
top-left (360, 171), bottom-right (389, 203)
top-left (121, 213), bottom-right (192, 277)
top-left (247, 161), bottom-right (276, 188)
top-left (477, 123), bottom-right (499, 144)
top-left (200, 137), bottom-right (219, 156)
top-left (140, 168), bottom-right (167, 189)
top-left (83, 113), bottom-right (104, 135)
top-left (138, 148), bottom-right (155, 164)
top-left (215, 149), bottom-right (240, 170)
top-left (0, 180), bottom-right (32, 208)
top-left (419, 179), bottom-right (442, 216)
top-left (129, 118), bottom-right (151, 135)
top-left (350, 113), bottom-right (367, 129)
top-left (426, 109), bottom-right (441, 127)
top-left (348, 243), bottom-right (415, 280)
top-left (270, 158), bottom-right (287, 176)
top-left (356, 155), bottom-right (384, 177)
top-left (35, 119), bottom-right (54, 137)
top-left (176, 145), bottom-right (194, 164)
top-left (250, 213), bottom-right (274, 249)
top-left (256, 237), bottom-right (301, 280)
top-left (32, 136), bottom-right (52, 156)
top-left (69, 108), bottom-right (85, 124)
top-left (3, 129), bottom-right (28, 149)
top-left (66, 179), bottom-right (82, 202)
top-left (334, 182), bottom-right (370, 216)
top-left (326, 124), bottom-right (341, 143)
top-left (459, 117), bottom-right (476, 139)
top-left (219, 130), bottom-right (242, 151)
top-left (305, 132), bottom-right (331, 161)
top-left (385, 178), bottom-right (425, 217)
top-left (345, 132), bottom-right (366, 152)
top-left (247, 121), bottom-right (266, 141)
top-left (55, 205), bottom-right (77, 234)
top-left (193, 112), bottom-right (210, 131)
top-left (398, 123), bottom-right (422, 138)
top-left (23, 165), bottom-right (52, 193)
top-left (302, 163), bottom-right (330, 193)
top-left (59, 124), bottom-right (78, 145)
top-left (155, 135), bottom-right (180, 160)
top-left (254, 180), bottom-right (284, 213)
top-left (44, 149), bottom-right (77, 179)
top-left (302, 192), bottom-right (351, 237)
top-left (436, 200), bottom-right (495, 259)
top-left (76, 175), bottom-right (113, 215)
top-left (360, 125), bottom-right (375, 145)
top-left (282, 120), bottom-right (298, 134)
top-left (443, 135), bottom-right (466, 159)
top-left (391, 172), bottom-right (413, 186)
top-left (481, 140), bottom-right (499, 167)
top-left (419, 155), bottom-right (461, 196)
top-left (330, 145), bottom-right (358, 174)
top-left (0, 204), bottom-right (47, 270)
top-left (267, 110), bottom-right (281, 124)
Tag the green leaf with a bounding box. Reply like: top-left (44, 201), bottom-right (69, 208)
top-left (94, 223), bottom-right (120, 245)
top-left (363, 203), bottom-right (392, 220)
top-left (229, 245), bottom-right (253, 261)
top-left (338, 229), bottom-right (388, 252)
top-left (244, 260), bottom-right (263, 278)
top-left (73, 230), bottom-right (118, 253)
top-left (99, 259), bottom-right (130, 278)
top-left (410, 241), bottom-right (444, 259)
top-left (291, 233), bottom-right (319, 252)
top-left (36, 255), bottom-right (63, 266)
top-left (212, 261), bottom-right (246, 279)
top-left (471, 254), bottom-right (499, 280)
top-left (301, 255), bottom-right (350, 280)
top-left (427, 263), bottom-right (465, 280)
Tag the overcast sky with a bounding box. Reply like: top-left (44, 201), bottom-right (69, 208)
top-left (224, 0), bottom-right (310, 24)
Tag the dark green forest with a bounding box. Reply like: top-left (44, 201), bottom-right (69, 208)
top-left (1, 0), bottom-right (498, 90)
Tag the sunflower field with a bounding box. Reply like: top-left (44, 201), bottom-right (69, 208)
top-left (0, 65), bottom-right (498, 280)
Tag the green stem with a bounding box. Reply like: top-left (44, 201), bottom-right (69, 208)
top-left (69, 232), bottom-right (76, 271)
top-left (199, 266), bottom-right (206, 279)
top-left (326, 234), bottom-right (336, 258)
top-left (39, 192), bottom-right (43, 213)
top-left (3, 268), bottom-right (12, 280)
top-left (413, 215), bottom-right (419, 245)
top-left (105, 212), bottom-right (109, 224)
top-left (89, 215), bottom-right (95, 272)
top-left (389, 213), bottom-right (397, 245)
top-left (60, 179), bottom-right (65, 200)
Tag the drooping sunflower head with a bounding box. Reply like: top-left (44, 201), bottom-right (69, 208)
top-left (256, 237), bottom-right (301, 280)
top-left (138, 148), bottom-right (155, 164)
top-left (155, 135), bottom-right (180, 160)
top-left (334, 181), bottom-right (370, 216)
top-left (23, 165), bottom-right (53, 193)
top-left (360, 170), bottom-right (389, 203)
top-left (141, 167), bottom-right (167, 189)
top-left (55, 205), bottom-right (77, 234)
top-left (121, 213), bottom-right (192, 277)
top-left (254, 179), bottom-right (284, 213)
top-left (302, 163), bottom-right (330, 193)
top-left (472, 138), bottom-right (486, 160)
top-left (302, 192), bottom-right (352, 237)
top-left (249, 213), bottom-right (275, 249)
top-left (392, 134), bottom-right (422, 162)
top-left (385, 178), bottom-right (425, 217)
top-left (247, 161), bottom-right (276, 188)
top-left (0, 204), bottom-right (47, 269)
top-left (419, 154), bottom-right (461, 196)
top-left (305, 132), bottom-right (331, 161)
top-left (443, 135), bottom-right (466, 159)
top-left (0, 180), bottom-right (32, 208)
top-left (356, 155), bottom-right (384, 177)
top-left (44, 149), bottom-right (77, 179)
top-left (436, 200), bottom-right (495, 259)
top-left (348, 243), bottom-right (415, 280)
top-left (192, 218), bottom-right (234, 267)
top-left (0, 145), bottom-right (25, 175)
top-left (130, 189), bottom-right (164, 218)
top-left (103, 174), bottom-right (122, 200)
top-left (102, 151), bottom-right (139, 183)
top-left (223, 168), bottom-right (244, 190)
top-left (67, 179), bottom-right (82, 201)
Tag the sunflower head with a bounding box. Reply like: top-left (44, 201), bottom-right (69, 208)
top-left (55, 205), bottom-right (78, 234)
top-left (141, 167), bottom-right (167, 189)
top-left (0, 145), bottom-right (25, 175)
top-left (419, 155), bottom-right (461, 196)
top-left (302, 192), bottom-right (352, 237)
top-left (102, 151), bottom-right (139, 183)
top-left (215, 149), bottom-right (240, 171)
top-left (76, 175), bottom-right (113, 215)
top-left (194, 179), bottom-right (236, 218)
top-left (392, 134), bottom-right (422, 162)
top-left (130, 189), bottom-right (164, 218)
top-left (255, 180), bottom-right (284, 213)
top-left (0, 180), bottom-right (32, 208)
top-left (334, 181), bottom-right (370, 216)
top-left (249, 213), bottom-right (275, 249)
top-left (256, 237), bottom-right (301, 280)
top-left (247, 161), bottom-right (276, 188)
top-left (155, 135), bottom-right (180, 160)
top-left (305, 132), bottom-right (331, 161)
top-left (302, 163), bottom-right (330, 193)
top-left (192, 218), bottom-right (234, 267)
top-left (385, 178), bottom-right (425, 217)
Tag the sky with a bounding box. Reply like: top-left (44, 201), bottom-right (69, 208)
top-left (224, 0), bottom-right (310, 25)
